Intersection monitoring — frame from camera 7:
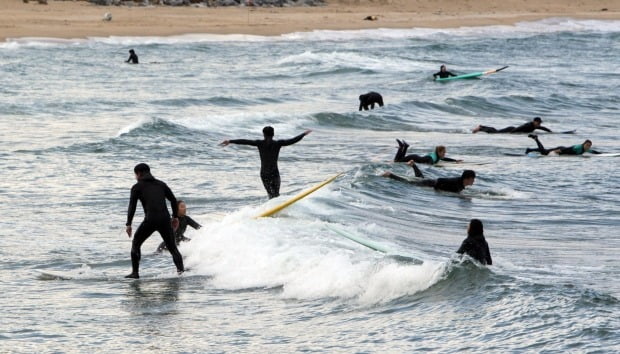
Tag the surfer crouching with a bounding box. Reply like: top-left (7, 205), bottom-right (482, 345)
top-left (359, 92), bottom-right (384, 111)
top-left (156, 200), bottom-right (201, 253)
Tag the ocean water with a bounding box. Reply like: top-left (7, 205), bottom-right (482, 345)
top-left (1, 18), bottom-right (619, 352)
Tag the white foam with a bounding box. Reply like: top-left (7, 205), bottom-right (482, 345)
top-left (182, 205), bottom-right (447, 305)
top-left (3, 19), bottom-right (618, 49)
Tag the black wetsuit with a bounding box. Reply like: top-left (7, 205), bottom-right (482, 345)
top-left (394, 145), bottom-right (458, 164)
top-left (433, 71), bottom-right (456, 79)
top-left (386, 164), bottom-right (467, 193)
top-left (477, 121), bottom-right (551, 134)
top-left (126, 52), bottom-right (139, 64)
top-left (157, 215), bottom-right (201, 253)
top-left (457, 233), bottom-right (492, 265)
top-left (126, 172), bottom-right (183, 275)
top-left (229, 133), bottom-right (306, 199)
top-left (359, 92), bottom-right (384, 111)
top-left (526, 137), bottom-right (602, 156)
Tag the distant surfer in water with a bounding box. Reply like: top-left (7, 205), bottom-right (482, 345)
top-left (220, 126), bottom-right (312, 199)
top-left (433, 65), bottom-right (457, 79)
top-left (382, 160), bottom-right (476, 193)
top-left (359, 92), bottom-right (384, 111)
top-left (525, 135), bottom-right (601, 155)
top-left (394, 139), bottom-right (462, 164)
top-left (156, 200), bottom-right (201, 253)
top-left (125, 163), bottom-right (184, 279)
top-left (457, 219), bottom-right (492, 265)
top-left (126, 49), bottom-right (139, 64)
top-left (473, 117), bottom-right (552, 134)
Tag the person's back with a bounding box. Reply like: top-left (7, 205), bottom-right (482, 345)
top-left (434, 176), bottom-right (465, 193)
top-left (131, 173), bottom-right (170, 219)
top-left (457, 219), bottom-right (492, 265)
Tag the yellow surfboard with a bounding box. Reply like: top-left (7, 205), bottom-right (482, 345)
top-left (256, 173), bottom-right (343, 218)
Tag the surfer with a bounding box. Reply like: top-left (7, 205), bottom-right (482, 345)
top-left (220, 127), bottom-right (312, 199)
top-left (125, 163), bottom-right (184, 279)
top-left (382, 161), bottom-right (476, 193)
top-left (156, 200), bottom-right (201, 253)
top-left (472, 117), bottom-right (551, 134)
top-left (126, 49), bottom-right (138, 64)
top-left (457, 219), bottom-right (492, 265)
top-left (394, 140), bottom-right (462, 164)
top-left (433, 65), bottom-right (457, 79)
top-left (359, 92), bottom-right (384, 111)
top-left (525, 135), bottom-right (602, 155)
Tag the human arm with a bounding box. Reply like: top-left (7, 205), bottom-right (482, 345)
top-left (220, 139), bottom-right (260, 147)
top-left (485, 243), bottom-right (493, 265)
top-left (125, 185), bottom-right (139, 237)
top-left (588, 149), bottom-right (602, 154)
top-left (186, 216), bottom-right (202, 230)
top-left (278, 130), bottom-right (312, 146)
top-left (382, 171), bottom-right (408, 183)
top-left (407, 160), bottom-right (424, 178)
top-left (447, 71), bottom-right (457, 77)
top-left (440, 157), bottom-right (463, 163)
top-left (537, 126), bottom-right (552, 132)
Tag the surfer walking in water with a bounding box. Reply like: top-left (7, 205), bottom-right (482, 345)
top-left (457, 219), bottom-right (492, 265)
top-left (220, 126), bottom-right (312, 199)
top-left (473, 117), bottom-right (552, 134)
top-left (525, 135), bottom-right (601, 155)
top-left (393, 140), bottom-right (462, 164)
top-left (382, 160), bottom-right (476, 194)
top-left (125, 163), bottom-right (184, 279)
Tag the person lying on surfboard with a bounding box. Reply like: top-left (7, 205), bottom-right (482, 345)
top-left (525, 135), bottom-right (602, 156)
top-left (382, 160), bottom-right (476, 194)
top-left (472, 117), bottom-right (552, 134)
top-left (457, 219), bottom-right (492, 265)
top-left (393, 139), bottom-right (462, 164)
top-left (220, 126), bottom-right (312, 199)
top-left (432, 65), bottom-right (457, 79)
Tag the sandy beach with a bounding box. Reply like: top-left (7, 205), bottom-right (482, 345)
top-left (0, 0), bottom-right (618, 41)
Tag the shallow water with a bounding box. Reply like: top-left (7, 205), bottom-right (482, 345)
top-left (1, 18), bottom-right (619, 352)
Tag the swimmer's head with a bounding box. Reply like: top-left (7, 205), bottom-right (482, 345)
top-left (462, 170), bottom-right (476, 186)
top-left (468, 219), bottom-right (484, 236)
top-left (436, 145), bottom-right (447, 158)
top-left (129, 49), bottom-right (135, 54)
top-left (440, 65), bottom-right (447, 71)
top-left (583, 140), bottom-right (592, 150)
top-left (263, 126), bottom-right (274, 138)
top-left (177, 200), bottom-right (187, 217)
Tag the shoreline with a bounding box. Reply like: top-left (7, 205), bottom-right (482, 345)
top-left (1, 1), bottom-right (619, 41)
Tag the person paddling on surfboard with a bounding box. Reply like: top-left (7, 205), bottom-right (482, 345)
top-left (220, 127), bottom-right (312, 199)
top-left (433, 65), bottom-right (457, 79)
top-left (394, 140), bottom-right (462, 164)
top-left (382, 160), bottom-right (476, 193)
top-left (125, 163), bottom-right (184, 279)
top-left (472, 117), bottom-right (552, 134)
top-left (156, 200), bottom-right (201, 253)
top-left (525, 135), bottom-right (602, 156)
top-left (457, 219), bottom-right (492, 265)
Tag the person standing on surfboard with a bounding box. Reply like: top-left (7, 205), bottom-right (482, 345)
top-left (457, 219), bottom-right (492, 265)
top-left (382, 160), bottom-right (476, 194)
top-left (525, 135), bottom-right (602, 156)
top-left (433, 65), bottom-right (457, 79)
top-left (220, 127), bottom-right (312, 199)
top-left (393, 140), bottom-right (462, 164)
top-left (472, 117), bottom-right (552, 134)
top-left (125, 163), bottom-right (184, 279)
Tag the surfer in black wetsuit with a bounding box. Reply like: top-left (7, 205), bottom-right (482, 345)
top-left (359, 92), bottom-right (384, 111)
top-left (394, 139), bottom-right (462, 164)
top-left (433, 65), bottom-right (457, 79)
top-left (220, 126), bottom-right (312, 199)
top-left (525, 135), bottom-right (601, 155)
top-left (472, 117), bottom-right (552, 134)
top-left (156, 200), bottom-right (201, 253)
top-left (126, 49), bottom-right (139, 64)
top-left (382, 160), bottom-right (476, 193)
top-left (457, 219), bottom-right (492, 265)
top-left (125, 163), bottom-right (184, 279)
